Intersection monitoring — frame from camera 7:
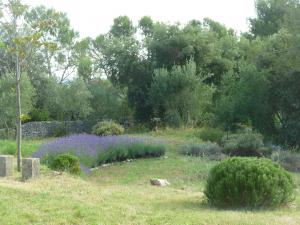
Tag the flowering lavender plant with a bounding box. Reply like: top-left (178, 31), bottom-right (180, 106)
top-left (33, 134), bottom-right (161, 169)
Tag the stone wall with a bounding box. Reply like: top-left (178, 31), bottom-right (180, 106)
top-left (21, 121), bottom-right (92, 139)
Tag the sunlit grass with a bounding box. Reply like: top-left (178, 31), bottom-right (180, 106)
top-left (0, 135), bottom-right (299, 224)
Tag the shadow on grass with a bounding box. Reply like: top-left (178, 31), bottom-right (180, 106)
top-left (154, 196), bottom-right (290, 213)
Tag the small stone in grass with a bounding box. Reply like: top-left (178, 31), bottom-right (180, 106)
top-left (102, 163), bottom-right (112, 167)
top-left (150, 179), bottom-right (170, 187)
top-left (53, 171), bottom-right (62, 176)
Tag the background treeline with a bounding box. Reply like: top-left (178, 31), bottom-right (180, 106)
top-left (0, 0), bottom-right (300, 147)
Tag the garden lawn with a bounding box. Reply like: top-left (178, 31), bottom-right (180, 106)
top-left (0, 135), bottom-right (299, 225)
top-left (0, 139), bottom-right (45, 157)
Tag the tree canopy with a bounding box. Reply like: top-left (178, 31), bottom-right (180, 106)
top-left (1, 0), bottom-right (300, 147)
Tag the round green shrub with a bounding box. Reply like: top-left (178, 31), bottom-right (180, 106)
top-left (222, 132), bottom-right (271, 157)
top-left (197, 127), bottom-right (224, 144)
top-left (50, 154), bottom-right (81, 175)
top-left (92, 120), bottom-right (124, 136)
top-left (204, 157), bottom-right (295, 208)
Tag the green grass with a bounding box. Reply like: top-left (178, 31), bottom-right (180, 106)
top-left (0, 134), bottom-right (299, 224)
top-left (0, 139), bottom-right (45, 157)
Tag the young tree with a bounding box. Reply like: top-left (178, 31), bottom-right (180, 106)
top-left (0, 0), bottom-right (30, 171)
top-left (0, 74), bottom-right (35, 128)
top-left (25, 6), bottom-right (79, 82)
top-left (0, 0), bottom-right (54, 170)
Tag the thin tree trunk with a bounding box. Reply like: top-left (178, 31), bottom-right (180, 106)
top-left (16, 53), bottom-right (22, 172)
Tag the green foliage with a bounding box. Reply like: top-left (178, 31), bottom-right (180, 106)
top-left (29, 109), bottom-right (51, 121)
top-left (0, 129), bottom-right (15, 140)
top-left (88, 79), bottom-right (132, 122)
top-left (25, 5), bottom-right (79, 82)
top-left (205, 157), bottom-right (295, 208)
top-left (110, 16), bottom-right (135, 37)
top-left (0, 1), bottom-right (299, 149)
top-left (216, 64), bottom-right (273, 136)
top-left (98, 143), bottom-right (165, 164)
top-left (77, 56), bottom-right (93, 82)
top-left (138, 16), bottom-right (154, 36)
top-left (0, 74), bottom-right (35, 127)
top-left (276, 71), bottom-right (300, 147)
top-left (58, 78), bottom-right (92, 120)
top-left (149, 60), bottom-right (215, 127)
top-left (222, 132), bottom-right (271, 157)
top-left (92, 121), bottom-right (124, 136)
top-left (180, 142), bottom-right (224, 160)
top-left (197, 127), bottom-right (224, 144)
top-left (250, 0), bottom-right (300, 37)
top-left (50, 154), bottom-right (81, 175)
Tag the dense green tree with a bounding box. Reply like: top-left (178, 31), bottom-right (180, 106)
top-left (256, 29), bottom-right (300, 145)
top-left (57, 78), bottom-right (92, 120)
top-left (110, 16), bottom-right (135, 38)
top-left (91, 30), bottom-right (153, 121)
top-left (216, 64), bottom-right (273, 134)
top-left (74, 38), bottom-right (94, 82)
top-left (250, 0), bottom-right (300, 36)
top-left (138, 16), bottom-right (154, 36)
top-left (149, 60), bottom-right (215, 127)
top-left (31, 76), bottom-right (60, 120)
top-left (88, 79), bottom-right (132, 122)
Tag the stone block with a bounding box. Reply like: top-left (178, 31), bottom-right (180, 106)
top-left (150, 179), bottom-right (170, 186)
top-left (22, 158), bottom-right (40, 180)
top-left (0, 155), bottom-right (13, 177)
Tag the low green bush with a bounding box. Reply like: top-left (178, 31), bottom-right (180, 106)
top-left (98, 143), bottom-right (165, 164)
top-left (205, 157), bottom-right (295, 208)
top-left (197, 127), bottom-right (224, 144)
top-left (50, 154), bottom-right (81, 175)
top-left (222, 132), bottom-right (271, 157)
top-left (180, 142), bottom-right (225, 160)
top-left (92, 120), bottom-right (124, 136)
top-left (29, 109), bottom-right (51, 121)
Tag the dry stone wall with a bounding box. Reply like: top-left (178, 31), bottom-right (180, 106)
top-left (21, 121), bottom-right (92, 139)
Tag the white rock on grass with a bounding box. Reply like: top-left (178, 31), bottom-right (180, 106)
top-left (53, 171), bottom-right (62, 176)
top-left (150, 179), bottom-right (170, 187)
top-left (90, 167), bottom-right (99, 171)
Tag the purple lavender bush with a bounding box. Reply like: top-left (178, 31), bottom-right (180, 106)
top-left (33, 134), bottom-right (164, 169)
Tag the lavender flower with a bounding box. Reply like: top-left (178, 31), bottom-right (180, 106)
top-left (33, 134), bottom-right (153, 168)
